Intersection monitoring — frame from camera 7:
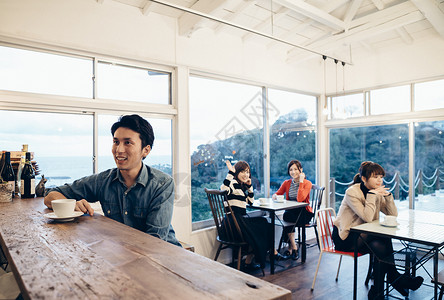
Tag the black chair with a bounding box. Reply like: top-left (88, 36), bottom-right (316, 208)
top-left (205, 188), bottom-right (249, 271)
top-left (277, 184), bottom-right (325, 252)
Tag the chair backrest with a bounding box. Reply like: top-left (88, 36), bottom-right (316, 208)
top-left (310, 184), bottom-right (325, 219)
top-left (205, 188), bottom-right (245, 243)
top-left (315, 208), bottom-right (336, 252)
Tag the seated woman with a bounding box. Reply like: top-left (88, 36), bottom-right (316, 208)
top-left (220, 160), bottom-right (271, 270)
top-left (332, 161), bottom-right (423, 299)
top-left (272, 160), bottom-right (313, 260)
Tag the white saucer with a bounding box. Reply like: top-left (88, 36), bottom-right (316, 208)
top-left (259, 202), bottom-right (270, 206)
top-left (380, 222), bottom-right (399, 227)
top-left (275, 199), bottom-right (285, 203)
top-left (44, 211), bottom-right (84, 222)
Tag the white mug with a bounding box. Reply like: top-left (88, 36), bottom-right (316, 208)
top-left (259, 198), bottom-right (269, 205)
top-left (384, 215), bottom-right (397, 226)
top-left (52, 199), bottom-right (76, 218)
top-left (276, 195), bottom-right (285, 201)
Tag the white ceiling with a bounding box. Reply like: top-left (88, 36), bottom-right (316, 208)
top-left (106, 0), bottom-right (444, 64)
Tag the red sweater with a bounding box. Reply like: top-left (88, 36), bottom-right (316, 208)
top-left (275, 179), bottom-right (313, 213)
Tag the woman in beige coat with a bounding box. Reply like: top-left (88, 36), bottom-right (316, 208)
top-left (332, 161), bottom-right (423, 300)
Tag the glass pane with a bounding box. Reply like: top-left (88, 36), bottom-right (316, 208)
top-left (414, 79), bottom-right (444, 111)
top-left (370, 85), bottom-right (410, 115)
top-left (97, 62), bottom-right (170, 104)
top-left (98, 115), bottom-right (172, 175)
top-left (0, 46), bottom-right (92, 98)
top-left (329, 124), bottom-right (409, 212)
top-left (414, 121), bottom-right (444, 212)
top-left (268, 88), bottom-right (317, 194)
top-left (190, 76), bottom-right (264, 223)
top-left (0, 111), bottom-right (93, 189)
top-left (331, 93), bottom-right (364, 119)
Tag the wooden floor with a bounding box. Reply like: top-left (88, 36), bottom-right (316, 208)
top-left (245, 240), bottom-right (443, 300)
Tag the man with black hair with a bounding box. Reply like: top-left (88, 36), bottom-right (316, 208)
top-left (44, 114), bottom-right (180, 246)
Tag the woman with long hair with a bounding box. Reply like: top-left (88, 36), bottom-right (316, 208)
top-left (272, 160), bottom-right (313, 260)
top-left (220, 160), bottom-right (271, 271)
top-left (332, 161), bottom-right (423, 299)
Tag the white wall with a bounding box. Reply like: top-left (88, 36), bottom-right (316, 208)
top-left (1, 0), bottom-right (443, 261)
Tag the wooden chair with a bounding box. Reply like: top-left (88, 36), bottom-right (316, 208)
top-left (277, 184), bottom-right (325, 252)
top-left (311, 208), bottom-right (373, 291)
top-left (205, 188), bottom-right (249, 271)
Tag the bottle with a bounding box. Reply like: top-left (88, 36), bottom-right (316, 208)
top-left (20, 152), bottom-right (35, 198)
top-left (1, 152), bottom-right (16, 198)
top-left (16, 144), bottom-right (28, 196)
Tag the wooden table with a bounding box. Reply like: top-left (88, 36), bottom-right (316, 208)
top-left (0, 197), bottom-right (291, 300)
top-left (350, 210), bottom-right (444, 300)
top-left (250, 199), bottom-right (308, 274)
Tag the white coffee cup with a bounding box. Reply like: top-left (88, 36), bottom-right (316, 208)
top-left (383, 215), bottom-right (397, 226)
top-left (259, 198), bottom-right (269, 205)
top-left (276, 195), bottom-right (285, 202)
top-left (52, 199), bottom-right (76, 218)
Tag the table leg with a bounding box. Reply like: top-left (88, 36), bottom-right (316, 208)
top-left (301, 224), bottom-right (306, 263)
top-left (270, 211), bottom-right (275, 275)
top-left (434, 246), bottom-right (438, 299)
top-left (353, 235), bottom-right (358, 300)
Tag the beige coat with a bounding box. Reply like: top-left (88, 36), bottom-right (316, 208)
top-left (333, 183), bottom-right (398, 240)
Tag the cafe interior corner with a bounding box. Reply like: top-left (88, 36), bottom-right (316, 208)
top-left (1, 0), bottom-right (444, 299)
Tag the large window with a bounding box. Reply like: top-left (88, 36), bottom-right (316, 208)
top-left (190, 76), bottom-right (264, 223)
top-left (329, 124), bottom-right (409, 211)
top-left (98, 115), bottom-right (172, 175)
top-left (414, 120), bottom-right (444, 212)
top-left (97, 62), bottom-right (171, 104)
top-left (414, 79), bottom-right (444, 111)
top-left (330, 93), bottom-right (364, 119)
top-left (370, 85), bottom-right (410, 115)
top-left (268, 89), bottom-right (317, 194)
top-left (0, 110), bottom-right (93, 188)
top-left (0, 46), bottom-right (92, 98)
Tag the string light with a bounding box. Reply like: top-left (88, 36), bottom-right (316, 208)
top-left (322, 55), bottom-right (329, 115)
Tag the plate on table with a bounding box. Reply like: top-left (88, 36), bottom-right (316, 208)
top-left (44, 211), bottom-right (84, 222)
top-left (380, 221), bottom-right (400, 227)
top-left (275, 199), bottom-right (285, 203)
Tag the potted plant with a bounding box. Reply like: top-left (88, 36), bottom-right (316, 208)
top-left (0, 176), bottom-right (13, 202)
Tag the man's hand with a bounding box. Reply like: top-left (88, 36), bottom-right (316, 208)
top-left (76, 199), bottom-right (94, 216)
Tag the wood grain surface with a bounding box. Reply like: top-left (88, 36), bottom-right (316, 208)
top-left (0, 197), bottom-right (291, 300)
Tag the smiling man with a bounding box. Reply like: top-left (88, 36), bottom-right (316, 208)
top-left (44, 114), bottom-right (180, 246)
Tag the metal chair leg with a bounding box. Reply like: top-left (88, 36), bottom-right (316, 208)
top-left (336, 255), bottom-right (343, 281)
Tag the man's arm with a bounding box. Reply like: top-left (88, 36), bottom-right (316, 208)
top-left (44, 191), bottom-right (94, 216)
top-left (145, 177), bottom-right (176, 243)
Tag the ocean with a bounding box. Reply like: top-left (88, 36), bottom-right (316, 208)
top-left (36, 155), bottom-right (171, 188)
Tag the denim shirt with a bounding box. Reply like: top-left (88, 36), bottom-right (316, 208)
top-left (48, 164), bottom-right (180, 246)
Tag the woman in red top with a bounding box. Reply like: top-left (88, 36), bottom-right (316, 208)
top-left (272, 160), bottom-right (313, 260)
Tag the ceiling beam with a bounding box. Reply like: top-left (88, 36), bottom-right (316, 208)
top-left (287, 10), bottom-right (424, 63)
top-left (242, 7), bottom-right (288, 41)
top-left (343, 0), bottom-right (363, 26)
top-left (371, 0), bottom-right (384, 10)
top-left (273, 0), bottom-right (345, 31)
top-left (178, 0), bottom-right (227, 36)
top-left (396, 27), bottom-right (413, 44)
top-left (214, 0), bottom-right (256, 34)
top-left (141, 0), bottom-right (153, 16)
top-left (410, 0), bottom-right (444, 39)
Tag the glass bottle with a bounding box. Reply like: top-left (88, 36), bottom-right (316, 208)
top-left (1, 152), bottom-right (16, 198)
top-left (16, 144), bottom-right (28, 196)
top-left (20, 152), bottom-right (35, 198)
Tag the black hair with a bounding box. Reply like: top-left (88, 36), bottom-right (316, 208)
top-left (287, 160), bottom-right (302, 176)
top-left (233, 161), bottom-right (251, 187)
top-left (111, 114), bottom-right (154, 149)
top-left (353, 161), bottom-right (386, 184)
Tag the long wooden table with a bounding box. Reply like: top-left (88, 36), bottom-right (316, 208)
top-left (0, 197), bottom-right (291, 299)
